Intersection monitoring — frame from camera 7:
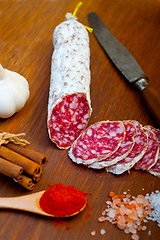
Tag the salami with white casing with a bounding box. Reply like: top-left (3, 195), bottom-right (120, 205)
top-left (106, 120), bottom-right (148, 174)
top-left (47, 14), bottom-right (92, 149)
top-left (69, 121), bottom-right (125, 165)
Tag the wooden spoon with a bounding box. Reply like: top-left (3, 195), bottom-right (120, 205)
top-left (0, 191), bottom-right (86, 217)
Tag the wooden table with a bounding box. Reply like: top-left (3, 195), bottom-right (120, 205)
top-left (0, 0), bottom-right (160, 239)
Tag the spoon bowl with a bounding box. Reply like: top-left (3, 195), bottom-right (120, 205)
top-left (0, 191), bottom-right (86, 217)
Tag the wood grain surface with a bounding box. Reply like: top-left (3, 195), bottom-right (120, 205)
top-left (0, 0), bottom-right (160, 239)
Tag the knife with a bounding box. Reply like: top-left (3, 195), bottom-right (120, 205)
top-left (87, 12), bottom-right (160, 126)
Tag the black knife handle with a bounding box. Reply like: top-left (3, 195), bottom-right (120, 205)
top-left (135, 78), bottom-right (160, 126)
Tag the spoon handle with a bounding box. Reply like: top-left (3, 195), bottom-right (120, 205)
top-left (0, 197), bottom-right (21, 209)
top-left (0, 191), bottom-right (50, 216)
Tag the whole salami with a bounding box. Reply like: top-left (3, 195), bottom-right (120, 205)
top-left (47, 16), bottom-right (92, 149)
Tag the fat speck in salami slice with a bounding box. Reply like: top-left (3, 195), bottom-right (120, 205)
top-left (144, 125), bottom-right (160, 178)
top-left (69, 121), bottom-right (125, 165)
top-left (134, 127), bottom-right (159, 171)
top-left (48, 16), bottom-right (92, 149)
top-left (106, 120), bottom-right (148, 175)
top-left (89, 120), bottom-right (137, 169)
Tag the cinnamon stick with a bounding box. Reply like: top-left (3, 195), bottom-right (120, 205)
top-left (5, 142), bottom-right (48, 166)
top-left (33, 167), bottom-right (43, 182)
top-left (14, 175), bottom-right (35, 191)
top-left (0, 146), bottom-right (41, 176)
top-left (0, 157), bottom-right (23, 181)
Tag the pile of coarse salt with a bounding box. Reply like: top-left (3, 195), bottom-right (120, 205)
top-left (91, 190), bottom-right (160, 239)
top-left (145, 190), bottom-right (160, 227)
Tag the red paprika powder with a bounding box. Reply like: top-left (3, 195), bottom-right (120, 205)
top-left (39, 183), bottom-right (87, 217)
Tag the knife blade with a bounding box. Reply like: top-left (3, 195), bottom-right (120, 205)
top-left (87, 12), bottom-right (160, 126)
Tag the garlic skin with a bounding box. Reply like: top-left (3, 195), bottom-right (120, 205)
top-left (0, 64), bottom-right (30, 118)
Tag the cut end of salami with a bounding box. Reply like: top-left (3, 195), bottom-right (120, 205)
top-left (48, 93), bottom-right (91, 149)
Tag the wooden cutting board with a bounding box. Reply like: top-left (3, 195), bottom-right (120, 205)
top-left (0, 0), bottom-right (159, 239)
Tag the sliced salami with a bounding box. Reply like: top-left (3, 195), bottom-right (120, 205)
top-left (144, 125), bottom-right (160, 178)
top-left (134, 127), bottom-right (159, 171)
top-left (68, 121), bottom-right (125, 165)
top-left (47, 16), bottom-right (92, 149)
top-left (89, 120), bottom-right (137, 169)
top-left (106, 120), bottom-right (148, 175)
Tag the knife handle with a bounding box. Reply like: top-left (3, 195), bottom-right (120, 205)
top-left (135, 78), bottom-right (160, 126)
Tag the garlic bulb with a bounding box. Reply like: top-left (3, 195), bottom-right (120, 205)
top-left (0, 64), bottom-right (30, 118)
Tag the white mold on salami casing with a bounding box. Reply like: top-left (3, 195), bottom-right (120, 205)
top-left (47, 17), bottom-right (92, 149)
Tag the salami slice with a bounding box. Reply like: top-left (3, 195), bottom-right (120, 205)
top-left (106, 120), bottom-right (148, 175)
top-left (47, 16), bottom-right (92, 149)
top-left (89, 120), bottom-right (137, 169)
top-left (144, 125), bottom-right (160, 178)
top-left (69, 121), bottom-right (125, 165)
top-left (134, 127), bottom-right (159, 170)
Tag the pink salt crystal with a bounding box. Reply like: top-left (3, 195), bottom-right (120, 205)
top-left (129, 228), bottom-right (137, 234)
top-left (134, 224), bottom-right (138, 229)
top-left (126, 194), bottom-right (131, 199)
top-left (106, 200), bottom-right (112, 205)
top-left (128, 213), bottom-right (139, 221)
top-left (137, 207), bottom-right (143, 217)
top-left (91, 231), bottom-right (96, 236)
top-left (119, 206), bottom-right (132, 215)
top-left (119, 206), bottom-right (126, 215)
top-left (102, 210), bottom-right (106, 216)
top-left (123, 198), bottom-right (128, 202)
top-left (124, 227), bottom-right (130, 234)
top-left (98, 216), bottom-right (106, 222)
top-left (143, 198), bottom-right (150, 207)
top-left (142, 225), bottom-right (147, 231)
top-left (117, 221), bottom-right (126, 230)
top-left (131, 234), bottom-right (139, 240)
top-left (143, 219), bottom-right (148, 223)
top-left (108, 209), bottom-right (116, 218)
top-left (129, 200), bottom-right (136, 205)
top-left (137, 195), bottom-right (145, 199)
top-left (119, 215), bottom-right (126, 223)
top-left (127, 222), bottom-right (134, 228)
top-left (135, 197), bottom-right (144, 204)
top-left (113, 198), bottom-right (121, 205)
top-left (100, 229), bottom-right (106, 235)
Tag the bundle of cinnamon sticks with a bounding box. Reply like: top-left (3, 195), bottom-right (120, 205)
top-left (0, 131), bottom-right (48, 190)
